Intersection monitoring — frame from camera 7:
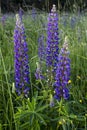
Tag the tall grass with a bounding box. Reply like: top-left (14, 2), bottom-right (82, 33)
top-left (0, 9), bottom-right (87, 130)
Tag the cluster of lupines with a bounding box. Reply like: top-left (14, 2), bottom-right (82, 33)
top-left (46, 5), bottom-right (59, 81)
top-left (13, 5), bottom-right (71, 101)
top-left (54, 37), bottom-right (70, 100)
top-left (14, 14), bottom-right (30, 96)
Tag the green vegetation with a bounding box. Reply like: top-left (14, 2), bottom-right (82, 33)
top-left (0, 10), bottom-right (87, 130)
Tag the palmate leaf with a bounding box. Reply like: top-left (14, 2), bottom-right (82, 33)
top-left (19, 113), bottom-right (46, 129)
top-left (19, 119), bottom-right (40, 130)
top-left (36, 104), bottom-right (49, 113)
top-left (15, 110), bottom-right (47, 125)
top-left (15, 97), bottom-right (48, 129)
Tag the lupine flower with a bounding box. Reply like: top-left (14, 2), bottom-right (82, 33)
top-left (50, 94), bottom-right (54, 107)
top-left (35, 35), bottom-right (45, 80)
top-left (35, 62), bottom-right (44, 80)
top-left (14, 14), bottom-right (30, 96)
top-left (54, 37), bottom-right (70, 100)
top-left (46, 4), bottom-right (59, 79)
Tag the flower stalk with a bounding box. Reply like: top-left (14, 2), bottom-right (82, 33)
top-left (14, 14), bottom-right (30, 96)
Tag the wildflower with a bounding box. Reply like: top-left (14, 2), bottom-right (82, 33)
top-left (35, 62), bottom-right (44, 80)
top-left (75, 115), bottom-right (77, 118)
top-left (79, 99), bottom-right (82, 103)
top-left (62, 119), bottom-right (66, 123)
top-left (59, 121), bottom-right (62, 125)
top-left (68, 80), bottom-right (71, 84)
top-left (77, 75), bottom-right (81, 80)
top-left (50, 94), bottom-right (54, 107)
top-left (12, 82), bottom-right (15, 93)
top-left (54, 37), bottom-right (70, 100)
top-left (85, 114), bottom-right (87, 117)
top-left (46, 4), bottom-right (59, 80)
top-left (14, 14), bottom-right (30, 96)
top-left (35, 34), bottom-right (45, 80)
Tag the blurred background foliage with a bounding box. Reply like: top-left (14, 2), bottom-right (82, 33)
top-left (0, 0), bottom-right (87, 13)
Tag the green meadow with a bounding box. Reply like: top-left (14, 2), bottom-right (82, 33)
top-left (0, 10), bottom-right (87, 130)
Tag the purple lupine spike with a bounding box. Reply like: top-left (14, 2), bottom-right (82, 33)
top-left (54, 37), bottom-right (70, 100)
top-left (46, 5), bottom-right (59, 77)
top-left (14, 14), bottom-right (30, 97)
